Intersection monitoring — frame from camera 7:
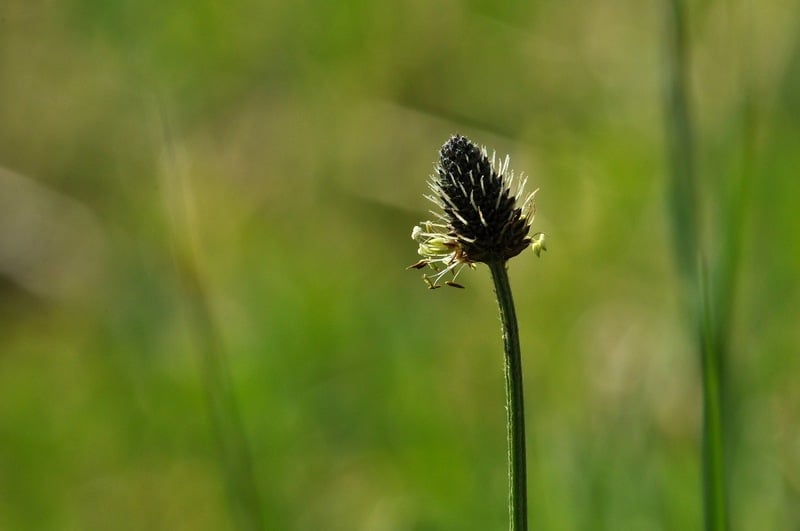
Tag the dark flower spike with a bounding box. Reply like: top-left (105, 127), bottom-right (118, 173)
top-left (410, 134), bottom-right (545, 288)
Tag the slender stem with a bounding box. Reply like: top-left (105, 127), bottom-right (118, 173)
top-left (489, 261), bottom-right (528, 531)
top-left (661, 0), bottom-right (698, 284)
top-left (660, 1), bottom-right (729, 528)
top-left (699, 265), bottom-right (728, 531)
top-left (179, 256), bottom-right (265, 531)
top-left (155, 101), bottom-right (264, 531)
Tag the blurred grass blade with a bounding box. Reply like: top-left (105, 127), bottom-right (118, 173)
top-left (154, 98), bottom-right (265, 531)
top-left (661, 0), bottom-right (699, 283)
top-left (660, 1), bottom-right (729, 530)
top-left (699, 260), bottom-right (728, 531)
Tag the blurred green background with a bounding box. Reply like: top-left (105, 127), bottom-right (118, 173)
top-left (1, 1), bottom-right (799, 529)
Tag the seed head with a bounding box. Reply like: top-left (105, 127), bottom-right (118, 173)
top-left (409, 134), bottom-right (545, 288)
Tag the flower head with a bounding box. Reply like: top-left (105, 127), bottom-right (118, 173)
top-left (409, 134), bottom-right (545, 288)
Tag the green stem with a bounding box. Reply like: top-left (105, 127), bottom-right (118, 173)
top-left (699, 266), bottom-right (728, 531)
top-left (489, 261), bottom-right (528, 531)
top-left (155, 100), bottom-right (264, 531)
top-left (660, 1), bottom-right (729, 528)
top-left (662, 0), bottom-right (699, 283)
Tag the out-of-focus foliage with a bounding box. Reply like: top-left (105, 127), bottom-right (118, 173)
top-left (1, 1), bottom-right (798, 529)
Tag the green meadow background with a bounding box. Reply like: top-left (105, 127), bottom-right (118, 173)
top-left (1, 1), bottom-right (798, 529)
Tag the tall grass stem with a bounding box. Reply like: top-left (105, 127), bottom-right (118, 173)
top-left (660, 1), bottom-right (729, 529)
top-left (155, 99), bottom-right (265, 531)
top-left (699, 263), bottom-right (728, 531)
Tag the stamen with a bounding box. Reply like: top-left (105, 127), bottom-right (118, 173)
top-left (518, 188), bottom-right (538, 215)
top-left (452, 208), bottom-right (469, 226)
top-left (469, 189), bottom-right (478, 211)
top-left (478, 207), bottom-right (488, 227)
top-left (429, 210), bottom-right (449, 223)
top-left (457, 180), bottom-right (468, 200)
